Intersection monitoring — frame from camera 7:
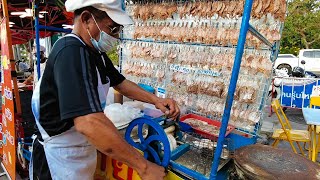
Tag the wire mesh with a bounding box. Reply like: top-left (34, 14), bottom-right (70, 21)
top-left (120, 38), bottom-right (272, 136)
top-left (120, 0), bottom-right (284, 137)
top-left (174, 132), bottom-right (233, 177)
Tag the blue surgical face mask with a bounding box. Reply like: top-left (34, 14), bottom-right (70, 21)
top-left (87, 14), bottom-right (120, 53)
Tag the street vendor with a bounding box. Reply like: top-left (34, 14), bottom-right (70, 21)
top-left (33, 45), bottom-right (48, 82)
top-left (22, 45), bottom-right (47, 85)
top-left (29, 0), bottom-right (180, 179)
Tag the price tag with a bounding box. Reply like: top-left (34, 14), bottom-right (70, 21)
top-left (157, 87), bottom-right (166, 98)
top-left (312, 86), bottom-right (320, 97)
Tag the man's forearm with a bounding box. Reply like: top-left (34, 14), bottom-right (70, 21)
top-left (114, 80), bottom-right (160, 104)
top-left (74, 112), bottom-right (147, 175)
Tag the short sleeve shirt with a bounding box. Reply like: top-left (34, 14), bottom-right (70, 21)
top-left (36, 34), bottom-right (125, 136)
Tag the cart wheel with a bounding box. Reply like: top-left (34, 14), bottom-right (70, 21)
top-left (125, 117), bottom-right (171, 167)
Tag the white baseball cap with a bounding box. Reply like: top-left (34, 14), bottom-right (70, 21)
top-left (32, 45), bottom-right (46, 54)
top-left (65, 0), bottom-right (133, 25)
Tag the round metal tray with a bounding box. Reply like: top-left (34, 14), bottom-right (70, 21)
top-left (234, 144), bottom-right (320, 180)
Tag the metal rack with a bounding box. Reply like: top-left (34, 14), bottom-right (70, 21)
top-left (121, 39), bottom-right (273, 136)
top-left (173, 132), bottom-right (233, 178)
top-left (120, 0), bottom-right (281, 179)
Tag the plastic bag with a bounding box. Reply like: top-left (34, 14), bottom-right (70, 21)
top-left (104, 103), bottom-right (144, 128)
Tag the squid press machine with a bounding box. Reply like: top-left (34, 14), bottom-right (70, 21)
top-left (124, 115), bottom-right (233, 180)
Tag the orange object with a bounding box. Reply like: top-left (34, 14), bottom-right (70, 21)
top-left (0, 1), bottom-right (18, 178)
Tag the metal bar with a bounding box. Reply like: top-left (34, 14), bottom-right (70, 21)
top-left (271, 41), bottom-right (280, 62)
top-left (35, 4), bottom-right (41, 80)
top-left (235, 127), bottom-right (259, 137)
top-left (280, 77), bottom-right (284, 105)
top-left (291, 78), bottom-right (295, 107)
top-left (1, 163), bottom-right (11, 180)
top-left (259, 77), bottom-right (270, 111)
top-left (209, 0), bottom-right (254, 178)
top-left (248, 24), bottom-right (273, 48)
top-left (170, 161), bottom-right (208, 180)
top-left (303, 79), bottom-right (306, 107)
top-left (38, 25), bottom-right (72, 33)
top-left (119, 0), bottom-right (126, 73)
top-left (121, 38), bottom-right (271, 51)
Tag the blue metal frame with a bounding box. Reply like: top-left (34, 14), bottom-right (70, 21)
top-left (123, 0), bottom-right (280, 178)
top-left (210, 0), bottom-right (254, 178)
top-left (121, 1), bottom-right (277, 177)
top-left (38, 25), bottom-right (72, 33)
top-left (34, 23), bottom-right (72, 78)
top-left (34, 4), bottom-right (41, 80)
top-left (119, 0), bottom-right (126, 73)
top-left (34, 24), bottom-right (71, 80)
top-left (18, 138), bottom-right (32, 162)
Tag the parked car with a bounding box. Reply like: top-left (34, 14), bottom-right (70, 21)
top-left (298, 49), bottom-right (320, 76)
top-left (273, 54), bottom-right (299, 75)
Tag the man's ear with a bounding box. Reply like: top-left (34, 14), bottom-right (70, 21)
top-left (80, 10), bottom-right (92, 25)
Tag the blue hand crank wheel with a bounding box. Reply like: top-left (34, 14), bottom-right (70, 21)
top-left (125, 117), bottom-right (171, 167)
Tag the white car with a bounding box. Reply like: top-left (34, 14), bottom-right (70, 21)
top-left (274, 54), bottom-right (299, 75)
top-left (298, 49), bottom-right (320, 76)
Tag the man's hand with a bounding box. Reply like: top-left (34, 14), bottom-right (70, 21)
top-left (138, 161), bottom-right (166, 180)
top-left (114, 80), bottom-right (180, 119)
top-left (154, 98), bottom-right (180, 119)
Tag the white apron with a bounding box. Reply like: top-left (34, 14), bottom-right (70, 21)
top-left (97, 55), bottom-right (110, 110)
top-left (29, 34), bottom-right (110, 180)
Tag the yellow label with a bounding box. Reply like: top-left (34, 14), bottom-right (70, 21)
top-left (2, 55), bottom-right (9, 70)
top-left (95, 152), bottom-right (183, 180)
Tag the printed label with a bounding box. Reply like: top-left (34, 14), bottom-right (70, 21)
top-left (157, 87), bottom-right (166, 98)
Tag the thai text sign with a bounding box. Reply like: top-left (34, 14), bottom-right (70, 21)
top-left (1, 7), bottom-right (16, 179)
top-left (280, 78), bottom-right (320, 108)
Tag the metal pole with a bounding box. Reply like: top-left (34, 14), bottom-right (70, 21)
top-left (209, 0), bottom-right (254, 178)
top-left (35, 3), bottom-right (41, 80)
top-left (248, 25), bottom-right (273, 48)
top-left (119, 0), bottom-right (126, 73)
top-left (38, 25), bottom-right (72, 33)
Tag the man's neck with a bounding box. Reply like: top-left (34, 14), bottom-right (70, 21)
top-left (71, 29), bottom-right (99, 53)
top-left (72, 27), bottom-right (91, 45)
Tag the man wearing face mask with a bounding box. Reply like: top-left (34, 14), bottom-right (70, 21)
top-left (29, 0), bottom-right (180, 180)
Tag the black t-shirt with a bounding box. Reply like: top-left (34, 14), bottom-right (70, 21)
top-left (37, 35), bottom-right (125, 137)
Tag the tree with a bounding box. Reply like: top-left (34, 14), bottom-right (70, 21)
top-left (280, 0), bottom-right (320, 54)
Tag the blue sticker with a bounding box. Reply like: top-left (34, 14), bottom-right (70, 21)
top-left (3, 134), bottom-right (7, 146)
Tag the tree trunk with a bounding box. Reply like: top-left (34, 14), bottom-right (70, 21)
top-left (306, 35), bottom-right (320, 49)
top-left (299, 31), bottom-right (309, 49)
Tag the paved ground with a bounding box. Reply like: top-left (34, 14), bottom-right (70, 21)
top-left (0, 166), bottom-right (9, 180)
top-left (0, 165), bottom-right (28, 180)
top-left (259, 106), bottom-right (319, 160)
top-left (261, 107), bottom-right (307, 134)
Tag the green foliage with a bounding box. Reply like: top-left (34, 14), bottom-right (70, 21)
top-left (107, 49), bottom-right (119, 66)
top-left (280, 0), bottom-right (320, 54)
top-left (19, 44), bottom-right (30, 61)
top-left (280, 46), bottom-right (300, 56)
